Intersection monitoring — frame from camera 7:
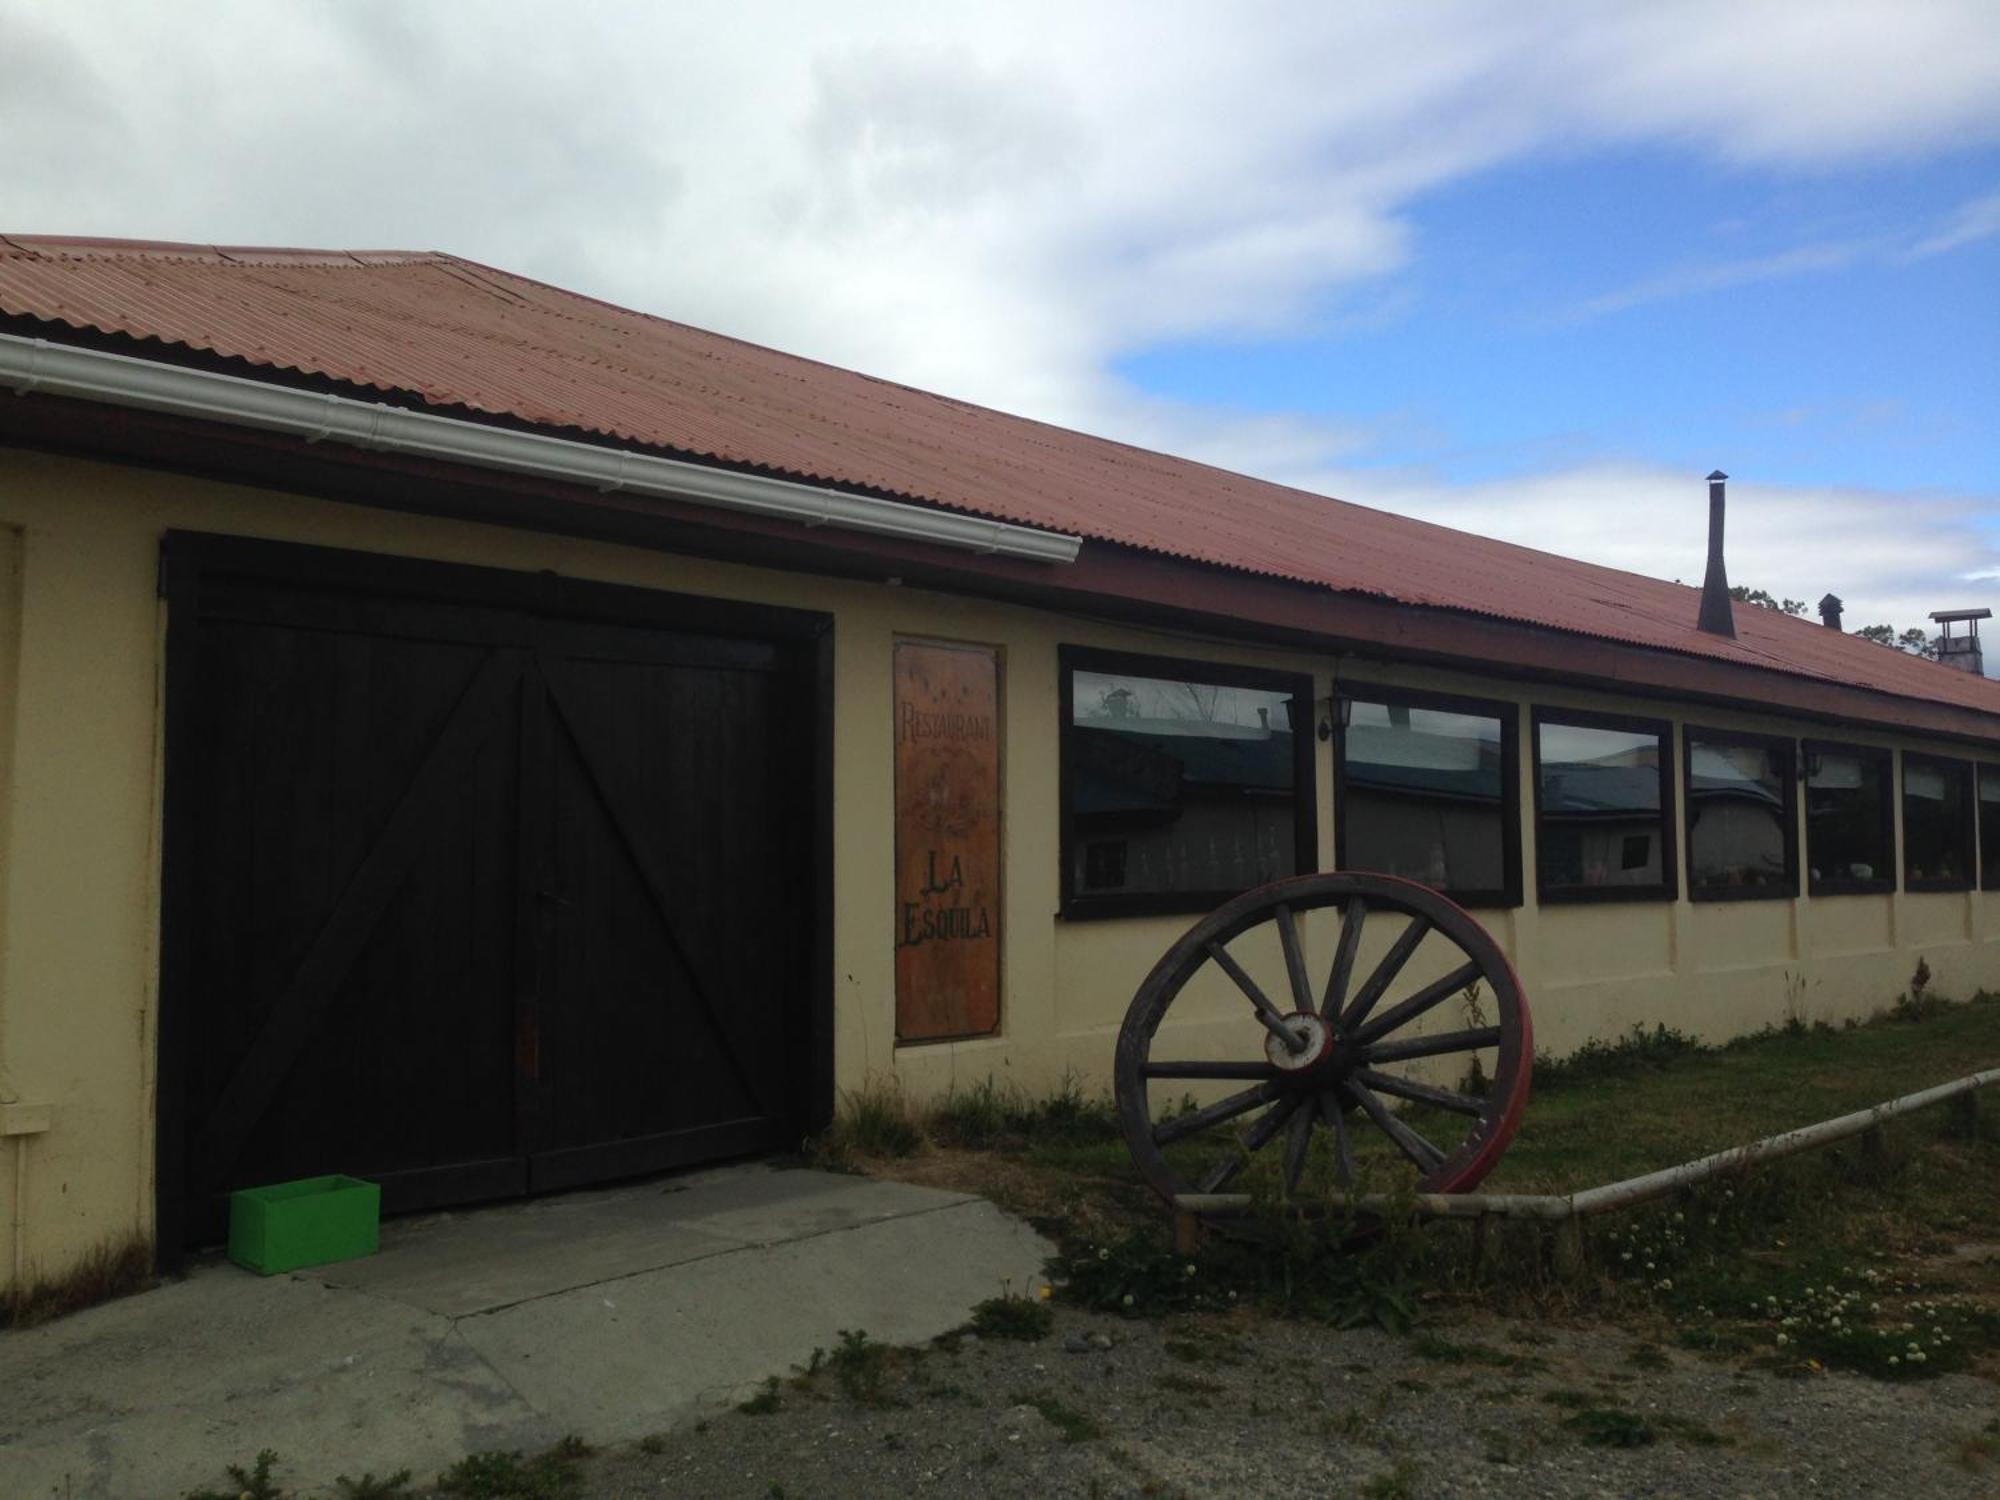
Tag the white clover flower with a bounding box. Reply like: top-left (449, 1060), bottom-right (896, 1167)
top-left (1889, 1356), bottom-right (1900, 1366)
top-left (1122, 1294), bottom-right (1134, 1307)
top-left (1776, 1333), bottom-right (1788, 1345)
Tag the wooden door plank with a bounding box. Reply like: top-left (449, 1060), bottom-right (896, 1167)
top-left (194, 647), bottom-right (527, 1186)
top-left (513, 663), bottom-right (555, 1159)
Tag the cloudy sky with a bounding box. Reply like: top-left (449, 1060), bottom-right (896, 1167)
top-left (5, 0), bottom-right (1997, 648)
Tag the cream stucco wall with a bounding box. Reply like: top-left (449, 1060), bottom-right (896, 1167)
top-left (0, 447), bottom-right (1995, 1290)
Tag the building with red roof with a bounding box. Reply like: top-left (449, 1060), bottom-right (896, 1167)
top-left (0, 236), bottom-right (1993, 1283)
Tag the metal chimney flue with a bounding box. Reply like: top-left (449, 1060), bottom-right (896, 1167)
top-left (1697, 470), bottom-right (1736, 638)
top-left (1818, 593), bottom-right (1844, 631)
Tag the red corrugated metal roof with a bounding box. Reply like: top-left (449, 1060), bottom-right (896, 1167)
top-left (3, 234), bottom-right (1996, 725)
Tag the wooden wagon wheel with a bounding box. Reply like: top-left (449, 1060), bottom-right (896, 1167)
top-left (1114, 872), bottom-right (1532, 1207)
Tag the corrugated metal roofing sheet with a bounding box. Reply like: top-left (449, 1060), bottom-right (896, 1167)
top-left (3, 234), bottom-right (1995, 723)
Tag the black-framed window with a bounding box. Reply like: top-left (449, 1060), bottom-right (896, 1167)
top-left (1059, 647), bottom-right (1314, 919)
top-left (1334, 688), bottom-right (1520, 907)
top-left (1981, 765), bottom-right (2000, 892)
top-left (1683, 728), bottom-right (1797, 901)
top-left (1903, 753), bottom-right (1975, 892)
top-left (1532, 709), bottom-right (1676, 903)
top-left (1804, 741), bottom-right (1895, 895)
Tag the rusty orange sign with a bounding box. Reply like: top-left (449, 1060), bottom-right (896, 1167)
top-left (894, 641), bottom-right (1001, 1041)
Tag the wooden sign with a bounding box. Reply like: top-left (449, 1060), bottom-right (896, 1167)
top-left (894, 641), bottom-right (1001, 1041)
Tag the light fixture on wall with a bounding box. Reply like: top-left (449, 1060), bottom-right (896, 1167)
top-left (1317, 695), bottom-right (1350, 742)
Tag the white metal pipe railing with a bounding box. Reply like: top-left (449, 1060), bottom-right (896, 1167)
top-left (1175, 1066), bottom-right (2000, 1222)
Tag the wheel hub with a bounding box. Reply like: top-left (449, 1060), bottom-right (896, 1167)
top-left (1264, 1011), bottom-right (1338, 1079)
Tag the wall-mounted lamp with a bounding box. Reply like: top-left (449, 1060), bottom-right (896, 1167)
top-left (1317, 695), bottom-right (1351, 742)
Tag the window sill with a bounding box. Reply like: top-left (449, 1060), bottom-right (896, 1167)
top-left (1433, 889), bottom-right (1523, 911)
top-left (1538, 885), bottom-right (1676, 906)
top-left (1689, 884), bottom-right (1798, 904)
top-left (1808, 880), bottom-right (1896, 898)
top-left (1059, 889), bottom-right (1269, 922)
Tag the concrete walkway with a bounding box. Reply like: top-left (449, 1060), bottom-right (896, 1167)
top-left (0, 1166), bottom-right (1053, 1499)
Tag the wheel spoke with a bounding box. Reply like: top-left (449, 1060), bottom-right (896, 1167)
top-left (1340, 915), bottom-right (1431, 1032)
top-left (1281, 1094), bottom-right (1314, 1195)
top-left (1153, 1081), bottom-right (1279, 1146)
top-left (1350, 960), bottom-right (1484, 1048)
top-left (1274, 903), bottom-right (1314, 1014)
top-left (1206, 940), bottom-right (1305, 1052)
top-left (1363, 1024), bottom-right (1502, 1066)
top-left (1352, 1066), bottom-right (1484, 1117)
top-left (1143, 1060), bottom-right (1279, 1080)
top-left (1319, 898), bottom-right (1366, 1020)
top-left (1320, 1091), bottom-right (1355, 1186)
top-left (1341, 1078), bottom-right (1446, 1172)
top-left (1194, 1095), bottom-right (1299, 1192)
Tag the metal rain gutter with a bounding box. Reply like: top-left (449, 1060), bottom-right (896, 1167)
top-left (0, 332), bottom-right (1084, 565)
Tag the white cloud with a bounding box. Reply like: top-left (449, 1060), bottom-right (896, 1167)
top-left (1906, 188), bottom-right (2000, 259)
top-left (1, 0), bottom-right (1995, 646)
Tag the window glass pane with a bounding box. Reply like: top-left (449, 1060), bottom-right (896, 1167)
top-left (1069, 668), bottom-right (1298, 899)
top-left (1342, 699), bottom-right (1507, 895)
top-left (1537, 721), bottom-right (1666, 891)
top-left (1806, 749), bottom-right (1891, 888)
top-left (1982, 766), bottom-right (2000, 891)
top-left (1687, 737), bottom-right (1791, 892)
top-left (1904, 757), bottom-right (1972, 887)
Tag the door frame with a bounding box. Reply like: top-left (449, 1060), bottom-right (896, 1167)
top-left (155, 530), bottom-right (835, 1260)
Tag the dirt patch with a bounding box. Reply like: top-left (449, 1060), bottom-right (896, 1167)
top-left (581, 1305), bottom-right (1999, 1499)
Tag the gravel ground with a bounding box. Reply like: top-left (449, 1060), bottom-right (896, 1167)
top-left (575, 1306), bottom-right (2000, 1499)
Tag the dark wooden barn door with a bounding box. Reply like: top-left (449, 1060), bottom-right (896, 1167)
top-left (159, 535), bottom-right (829, 1249)
top-left (528, 623), bottom-right (807, 1191)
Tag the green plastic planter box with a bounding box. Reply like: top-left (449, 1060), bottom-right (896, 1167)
top-left (227, 1174), bottom-right (380, 1275)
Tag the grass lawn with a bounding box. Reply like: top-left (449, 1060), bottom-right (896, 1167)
top-left (838, 991), bottom-right (2000, 1383)
top-left (1494, 996), bottom-right (2000, 1196)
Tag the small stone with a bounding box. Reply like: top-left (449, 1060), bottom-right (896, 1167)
top-left (1063, 1333), bottom-right (1092, 1354)
top-left (1087, 1332), bottom-right (1114, 1350)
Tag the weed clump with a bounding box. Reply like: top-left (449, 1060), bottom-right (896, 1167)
top-left (435, 1435), bottom-right (588, 1498)
top-left (813, 1079), bottom-right (923, 1163)
top-left (4, 1234), bottom-right (154, 1328)
top-left (1009, 1389), bottom-right (1104, 1443)
top-left (1534, 1023), bottom-right (1705, 1090)
top-left (968, 1290), bottom-right (1054, 1341)
top-left (184, 1450), bottom-right (282, 1500)
top-left (335, 1472), bottom-right (414, 1498)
